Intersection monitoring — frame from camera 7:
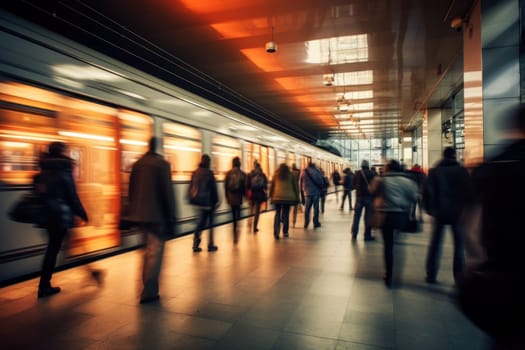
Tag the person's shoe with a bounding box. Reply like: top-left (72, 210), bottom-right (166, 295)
top-left (314, 223), bottom-right (321, 228)
top-left (425, 276), bottom-right (437, 284)
top-left (274, 234), bottom-right (280, 240)
top-left (254, 228), bottom-right (259, 233)
top-left (38, 286), bottom-right (61, 298)
top-left (208, 245), bottom-right (218, 252)
top-left (284, 233), bottom-right (289, 237)
top-left (351, 235), bottom-right (357, 241)
top-left (383, 275), bottom-right (392, 287)
top-left (91, 269), bottom-right (105, 286)
top-left (193, 246), bottom-right (202, 252)
top-left (364, 236), bottom-right (376, 242)
top-left (139, 295), bottom-right (160, 304)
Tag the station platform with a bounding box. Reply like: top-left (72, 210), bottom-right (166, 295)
top-left (1, 195), bottom-right (488, 350)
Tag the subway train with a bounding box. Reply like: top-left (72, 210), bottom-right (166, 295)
top-left (0, 11), bottom-right (345, 285)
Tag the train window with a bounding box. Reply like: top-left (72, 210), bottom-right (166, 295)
top-left (276, 149), bottom-right (286, 166)
top-left (268, 147), bottom-right (275, 180)
top-left (243, 142), bottom-right (269, 178)
top-left (118, 110), bottom-right (153, 173)
top-left (162, 121), bottom-right (202, 181)
top-left (212, 135), bottom-right (240, 181)
top-left (1, 81), bottom-right (121, 254)
top-left (287, 152), bottom-right (296, 168)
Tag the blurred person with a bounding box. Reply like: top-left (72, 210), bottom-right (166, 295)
top-left (369, 160), bottom-right (418, 287)
top-left (407, 164), bottom-right (426, 223)
top-left (127, 137), bottom-right (175, 304)
top-left (351, 160), bottom-right (376, 241)
top-left (188, 154), bottom-right (219, 252)
top-left (423, 147), bottom-right (474, 284)
top-left (291, 163), bottom-right (302, 227)
top-left (340, 167), bottom-right (354, 211)
top-left (331, 168), bottom-right (342, 204)
top-left (269, 163), bottom-right (299, 239)
top-left (246, 161), bottom-right (268, 233)
top-left (319, 169), bottom-right (329, 214)
top-left (299, 162), bottom-right (324, 229)
top-left (458, 104), bottom-right (525, 349)
top-left (224, 156), bottom-right (246, 244)
top-left (35, 141), bottom-right (89, 298)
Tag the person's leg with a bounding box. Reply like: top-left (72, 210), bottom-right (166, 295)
top-left (451, 222), bottom-right (466, 284)
top-left (193, 208), bottom-right (207, 251)
top-left (141, 224), bottom-right (165, 302)
top-left (282, 205), bottom-right (291, 236)
top-left (254, 202), bottom-right (261, 232)
top-left (232, 205), bottom-right (240, 243)
top-left (273, 204), bottom-right (282, 238)
top-left (207, 209), bottom-right (217, 250)
top-left (349, 190), bottom-right (354, 210)
top-left (292, 204), bottom-right (298, 227)
top-left (340, 190), bottom-right (347, 209)
top-left (381, 218), bottom-right (395, 286)
top-left (39, 224), bottom-right (67, 295)
top-left (351, 197), bottom-right (364, 238)
top-left (313, 195), bottom-right (321, 227)
top-left (363, 197), bottom-right (374, 240)
top-left (304, 196), bottom-right (313, 228)
top-left (425, 219), bottom-right (445, 282)
top-left (320, 193), bottom-right (326, 213)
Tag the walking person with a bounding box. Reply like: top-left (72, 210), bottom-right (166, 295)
top-left (319, 169), bottom-right (329, 214)
top-left (127, 137), bottom-right (175, 304)
top-left (331, 168), bottom-right (342, 204)
top-left (269, 163), bottom-right (300, 239)
top-left (246, 161), bottom-right (268, 233)
top-left (407, 164), bottom-right (426, 223)
top-left (340, 167), bottom-right (354, 211)
top-left (423, 147), bottom-right (474, 284)
top-left (291, 163), bottom-right (302, 227)
top-left (300, 162), bottom-right (324, 229)
top-left (35, 141), bottom-right (89, 298)
top-left (351, 160), bottom-right (376, 241)
top-left (188, 154), bottom-right (219, 252)
top-left (369, 160), bottom-right (418, 287)
top-left (224, 156), bottom-right (246, 244)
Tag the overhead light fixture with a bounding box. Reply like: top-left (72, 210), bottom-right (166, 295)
top-left (265, 26), bottom-right (277, 53)
top-left (323, 73), bottom-right (334, 86)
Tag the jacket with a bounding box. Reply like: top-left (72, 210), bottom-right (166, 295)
top-left (37, 154), bottom-right (88, 228)
top-left (373, 172), bottom-right (418, 213)
top-left (423, 157), bottom-right (473, 223)
top-left (188, 165), bottom-right (219, 208)
top-left (246, 169), bottom-right (268, 203)
top-left (353, 168), bottom-right (375, 197)
top-left (270, 171), bottom-right (299, 204)
top-left (299, 165), bottom-right (324, 196)
top-left (127, 151), bottom-right (175, 224)
top-left (224, 167), bottom-right (246, 206)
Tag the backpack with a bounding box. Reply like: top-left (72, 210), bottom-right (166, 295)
top-left (251, 173), bottom-right (265, 190)
top-left (333, 171), bottom-right (341, 185)
top-left (227, 169), bottom-right (242, 191)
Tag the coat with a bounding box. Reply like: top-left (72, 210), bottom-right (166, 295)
top-left (188, 165), bottom-right (219, 208)
top-left (299, 165), bottom-right (324, 196)
top-left (246, 169), bottom-right (268, 203)
top-left (270, 171), bottom-right (299, 205)
top-left (224, 167), bottom-right (246, 206)
top-left (36, 154), bottom-right (88, 229)
top-left (127, 151), bottom-right (175, 224)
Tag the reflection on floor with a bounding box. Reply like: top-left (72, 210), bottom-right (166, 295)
top-left (1, 196), bottom-right (489, 350)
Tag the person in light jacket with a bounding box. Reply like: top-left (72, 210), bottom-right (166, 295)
top-left (270, 163), bottom-right (299, 239)
top-left (370, 159), bottom-right (417, 287)
top-left (299, 162), bottom-right (324, 229)
top-left (127, 137), bottom-right (175, 303)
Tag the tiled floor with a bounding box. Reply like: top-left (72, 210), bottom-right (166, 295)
top-left (1, 196), bottom-right (489, 350)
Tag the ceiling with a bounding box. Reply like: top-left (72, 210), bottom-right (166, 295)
top-left (2, 0), bottom-right (474, 149)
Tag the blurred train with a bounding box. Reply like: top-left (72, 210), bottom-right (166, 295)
top-left (0, 10), bottom-right (345, 285)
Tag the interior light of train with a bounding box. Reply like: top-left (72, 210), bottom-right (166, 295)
top-left (94, 146), bottom-right (118, 151)
top-left (2, 141), bottom-right (31, 148)
top-left (211, 151), bottom-right (237, 157)
top-left (52, 65), bottom-right (122, 81)
top-left (0, 133), bottom-right (62, 143)
top-left (58, 131), bottom-right (114, 142)
top-left (118, 113), bottom-right (152, 124)
top-left (164, 145), bottom-right (201, 152)
top-left (119, 139), bottom-right (148, 146)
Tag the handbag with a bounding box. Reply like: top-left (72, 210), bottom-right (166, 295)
top-left (8, 192), bottom-right (46, 225)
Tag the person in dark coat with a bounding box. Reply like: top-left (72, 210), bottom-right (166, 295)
top-left (423, 147), bottom-right (474, 284)
top-left (351, 160), bottom-right (376, 241)
top-left (188, 154), bottom-right (219, 252)
top-left (291, 163), bottom-right (302, 227)
top-left (407, 164), bottom-right (426, 223)
top-left (224, 156), bottom-right (246, 243)
top-left (246, 161), bottom-right (268, 233)
top-left (127, 137), bottom-right (175, 303)
top-left (36, 141), bottom-right (88, 298)
top-left (340, 167), bottom-right (354, 211)
top-left (299, 162), bottom-right (324, 229)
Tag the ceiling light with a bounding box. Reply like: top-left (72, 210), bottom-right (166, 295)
top-left (265, 26), bottom-right (277, 53)
top-left (323, 74), bottom-right (334, 86)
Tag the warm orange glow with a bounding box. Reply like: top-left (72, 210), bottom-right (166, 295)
top-left (241, 48), bottom-right (285, 73)
top-left (177, 0), bottom-right (259, 14)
